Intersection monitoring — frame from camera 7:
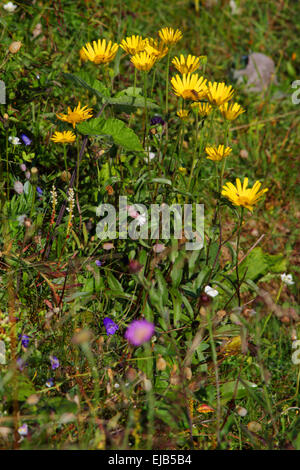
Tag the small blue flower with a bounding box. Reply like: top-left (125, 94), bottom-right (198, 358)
top-left (20, 133), bottom-right (32, 146)
top-left (18, 423), bottom-right (28, 436)
top-left (50, 355), bottom-right (60, 370)
top-left (36, 187), bottom-right (43, 196)
top-left (46, 378), bottom-right (54, 388)
top-left (95, 260), bottom-right (102, 267)
top-left (103, 317), bottom-right (119, 336)
top-left (16, 357), bottom-right (26, 371)
top-left (150, 115), bottom-right (165, 126)
top-left (19, 334), bottom-right (30, 348)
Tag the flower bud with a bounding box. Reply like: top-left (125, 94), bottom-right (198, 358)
top-left (9, 41), bottom-right (22, 54)
top-left (156, 355), bottom-right (167, 371)
top-left (13, 181), bottom-right (24, 194)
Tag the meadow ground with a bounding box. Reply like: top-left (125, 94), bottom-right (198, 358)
top-left (0, 0), bottom-right (299, 450)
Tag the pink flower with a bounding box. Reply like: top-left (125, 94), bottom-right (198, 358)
top-left (125, 319), bottom-right (155, 346)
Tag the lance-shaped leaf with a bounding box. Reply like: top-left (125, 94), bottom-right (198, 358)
top-left (77, 117), bottom-right (144, 152)
top-left (63, 71), bottom-right (110, 99)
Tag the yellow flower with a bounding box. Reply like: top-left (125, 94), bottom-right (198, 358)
top-left (220, 336), bottom-right (242, 357)
top-left (79, 47), bottom-right (88, 61)
top-left (51, 130), bottom-right (76, 143)
top-left (178, 166), bottom-right (187, 174)
top-left (172, 54), bottom-right (200, 74)
top-left (205, 145), bottom-right (232, 162)
top-left (57, 102), bottom-right (93, 129)
top-left (222, 177), bottom-right (268, 212)
top-left (145, 38), bottom-right (168, 60)
top-left (131, 51), bottom-right (157, 71)
top-left (177, 109), bottom-right (189, 120)
top-left (171, 73), bottom-right (208, 101)
top-left (219, 102), bottom-right (245, 120)
top-left (207, 81), bottom-right (234, 106)
top-left (158, 27), bottom-right (183, 46)
top-left (192, 102), bottom-right (212, 117)
top-left (120, 35), bottom-right (146, 55)
top-left (82, 39), bottom-right (119, 64)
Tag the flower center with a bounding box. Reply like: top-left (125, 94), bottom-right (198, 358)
top-left (182, 89), bottom-right (198, 100)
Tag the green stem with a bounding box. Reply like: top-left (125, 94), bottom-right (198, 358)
top-left (165, 50), bottom-right (171, 115)
top-left (236, 207), bottom-right (244, 306)
top-left (63, 144), bottom-right (68, 173)
top-left (133, 67), bottom-right (137, 97)
top-left (144, 340), bottom-right (154, 449)
top-left (143, 71), bottom-right (149, 162)
top-left (151, 69), bottom-right (156, 98)
top-left (207, 307), bottom-right (221, 446)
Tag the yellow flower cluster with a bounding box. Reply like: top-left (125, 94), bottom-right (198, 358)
top-left (73, 27), bottom-right (266, 213)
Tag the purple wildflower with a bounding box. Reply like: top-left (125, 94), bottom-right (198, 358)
top-left (20, 163), bottom-right (27, 172)
top-left (103, 317), bottom-right (118, 336)
top-left (95, 260), bottom-right (102, 267)
top-left (150, 115), bottom-right (165, 126)
top-left (18, 424), bottom-right (28, 436)
top-left (125, 319), bottom-right (155, 346)
top-left (49, 355), bottom-right (60, 370)
top-left (20, 133), bottom-right (32, 146)
top-left (46, 378), bottom-right (54, 388)
top-left (36, 186), bottom-right (43, 196)
top-left (16, 357), bottom-right (26, 371)
top-left (19, 334), bottom-right (30, 348)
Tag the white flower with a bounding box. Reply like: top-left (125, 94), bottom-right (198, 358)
top-left (144, 147), bottom-right (156, 162)
top-left (229, 0), bottom-right (241, 15)
top-left (8, 136), bottom-right (21, 145)
top-left (204, 285), bottom-right (219, 298)
top-left (17, 214), bottom-right (27, 226)
top-left (281, 273), bottom-right (294, 286)
top-left (3, 2), bottom-right (17, 12)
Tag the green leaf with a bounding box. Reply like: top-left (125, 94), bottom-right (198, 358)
top-left (238, 247), bottom-right (287, 282)
top-left (63, 71), bottom-right (110, 99)
top-left (219, 379), bottom-right (258, 405)
top-left (111, 87), bottom-right (159, 110)
top-left (77, 117), bottom-right (144, 152)
top-left (149, 178), bottom-right (172, 185)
